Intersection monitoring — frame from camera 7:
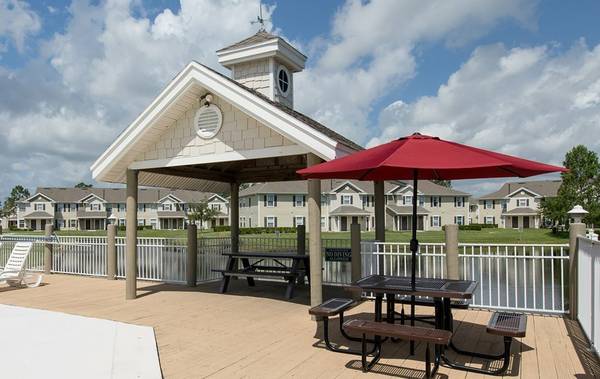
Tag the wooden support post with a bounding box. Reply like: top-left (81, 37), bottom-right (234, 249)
top-left (126, 169), bottom-right (138, 300)
top-left (44, 223), bottom-right (54, 274)
top-left (351, 223), bottom-right (362, 301)
top-left (569, 222), bottom-right (586, 319)
top-left (444, 224), bottom-right (459, 280)
top-left (106, 224), bottom-right (117, 280)
top-left (374, 181), bottom-right (385, 242)
top-left (230, 182), bottom-right (239, 254)
top-left (297, 224), bottom-right (306, 255)
top-left (307, 153), bottom-right (323, 307)
top-left (187, 223), bottom-right (198, 287)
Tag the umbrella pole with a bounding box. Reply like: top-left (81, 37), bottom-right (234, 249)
top-left (410, 171), bottom-right (419, 355)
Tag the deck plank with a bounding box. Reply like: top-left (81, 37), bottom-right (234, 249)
top-left (0, 275), bottom-right (596, 378)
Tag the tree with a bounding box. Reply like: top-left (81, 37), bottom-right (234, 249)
top-left (431, 180), bottom-right (451, 188)
top-left (541, 145), bottom-right (600, 226)
top-left (187, 200), bottom-right (220, 229)
top-left (75, 182), bottom-right (93, 189)
top-left (2, 185), bottom-right (30, 215)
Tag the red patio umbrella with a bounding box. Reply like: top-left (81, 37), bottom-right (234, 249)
top-left (298, 132), bottom-right (566, 344)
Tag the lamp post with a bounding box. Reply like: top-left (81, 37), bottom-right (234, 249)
top-left (568, 205), bottom-right (588, 224)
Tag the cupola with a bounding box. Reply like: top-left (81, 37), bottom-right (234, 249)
top-left (216, 30), bottom-right (306, 109)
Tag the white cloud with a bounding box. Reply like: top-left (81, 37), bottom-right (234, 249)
top-left (0, 0), bottom-right (41, 52)
top-left (294, 0), bottom-right (536, 144)
top-left (0, 0), bottom-right (271, 198)
top-left (370, 41), bottom-right (600, 195)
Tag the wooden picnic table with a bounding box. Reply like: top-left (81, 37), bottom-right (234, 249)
top-left (214, 252), bottom-right (310, 299)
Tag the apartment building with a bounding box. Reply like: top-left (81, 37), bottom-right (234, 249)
top-left (239, 180), bottom-right (470, 232)
top-left (13, 187), bottom-right (229, 231)
top-left (472, 180), bottom-right (561, 229)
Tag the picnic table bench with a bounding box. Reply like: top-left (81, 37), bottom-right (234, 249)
top-left (214, 252), bottom-right (310, 299)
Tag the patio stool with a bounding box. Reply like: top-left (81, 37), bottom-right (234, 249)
top-left (310, 298), bottom-right (370, 354)
top-left (343, 319), bottom-right (451, 378)
top-left (446, 311), bottom-right (527, 375)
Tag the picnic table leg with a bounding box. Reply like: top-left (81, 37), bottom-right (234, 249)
top-left (443, 297), bottom-right (453, 332)
top-left (220, 256), bottom-right (236, 293)
top-left (285, 259), bottom-right (301, 299)
top-left (240, 258), bottom-right (255, 287)
top-left (374, 294), bottom-right (383, 322)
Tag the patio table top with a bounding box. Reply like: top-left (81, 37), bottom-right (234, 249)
top-left (348, 274), bottom-right (478, 299)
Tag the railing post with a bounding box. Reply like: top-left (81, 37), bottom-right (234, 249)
top-left (44, 223), bottom-right (54, 274)
top-left (297, 224), bottom-right (306, 255)
top-left (444, 224), bottom-right (459, 280)
top-left (187, 224), bottom-right (198, 287)
top-left (106, 224), bottom-right (117, 279)
top-left (570, 222), bottom-right (586, 319)
top-left (351, 223), bottom-right (362, 301)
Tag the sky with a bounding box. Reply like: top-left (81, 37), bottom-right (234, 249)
top-left (1, 0), bottom-right (600, 202)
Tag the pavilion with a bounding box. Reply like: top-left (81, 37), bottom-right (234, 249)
top-left (91, 30), bottom-right (387, 305)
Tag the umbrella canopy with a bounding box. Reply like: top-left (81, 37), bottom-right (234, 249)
top-left (297, 132), bottom-right (566, 344)
top-left (297, 133), bottom-right (566, 180)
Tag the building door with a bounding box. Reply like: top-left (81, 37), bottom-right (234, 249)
top-left (512, 216), bottom-right (519, 229)
top-left (523, 216), bottom-right (530, 229)
top-left (418, 216), bottom-right (424, 231)
top-left (341, 217), bottom-right (348, 231)
top-left (401, 216), bottom-right (408, 231)
top-left (31, 220), bottom-right (37, 230)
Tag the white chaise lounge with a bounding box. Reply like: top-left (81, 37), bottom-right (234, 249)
top-left (0, 242), bottom-right (43, 288)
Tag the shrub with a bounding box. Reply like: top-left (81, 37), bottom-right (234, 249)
top-left (213, 226), bottom-right (298, 234)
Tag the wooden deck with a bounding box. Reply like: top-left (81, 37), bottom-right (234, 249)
top-left (0, 275), bottom-right (598, 378)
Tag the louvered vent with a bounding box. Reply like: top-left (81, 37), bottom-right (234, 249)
top-left (195, 104), bottom-right (223, 139)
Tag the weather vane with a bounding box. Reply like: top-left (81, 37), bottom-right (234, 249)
top-left (251, 3), bottom-right (269, 31)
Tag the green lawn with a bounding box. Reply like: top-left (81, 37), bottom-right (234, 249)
top-left (3, 227), bottom-right (569, 243)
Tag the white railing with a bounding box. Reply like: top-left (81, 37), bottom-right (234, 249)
top-left (578, 237), bottom-right (600, 352)
top-left (460, 243), bottom-right (569, 314)
top-left (361, 241), bottom-right (446, 279)
top-left (52, 236), bottom-right (107, 276)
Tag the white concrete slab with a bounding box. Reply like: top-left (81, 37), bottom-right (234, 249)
top-left (0, 304), bottom-right (162, 379)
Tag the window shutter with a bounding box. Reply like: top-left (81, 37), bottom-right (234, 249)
top-left (454, 197), bottom-right (457, 207)
top-left (303, 195), bottom-right (306, 206)
top-left (274, 217), bottom-right (278, 227)
top-left (293, 195), bottom-right (296, 207)
top-left (274, 195), bottom-right (278, 207)
top-left (492, 200), bottom-right (496, 209)
top-left (264, 217), bottom-right (267, 227)
top-left (263, 195), bottom-right (267, 207)
top-left (526, 199), bottom-right (530, 207)
top-left (293, 217), bottom-right (296, 227)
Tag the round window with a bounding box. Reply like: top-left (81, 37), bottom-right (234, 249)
top-left (277, 66), bottom-right (290, 96)
top-left (194, 104), bottom-right (223, 139)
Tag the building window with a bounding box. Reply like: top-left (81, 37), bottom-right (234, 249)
top-left (430, 216), bottom-right (441, 227)
top-left (150, 219), bottom-right (157, 229)
top-left (293, 216), bottom-right (305, 227)
top-left (90, 203), bottom-right (101, 211)
top-left (137, 219), bottom-right (145, 226)
top-left (517, 198), bottom-right (529, 207)
top-left (403, 195), bottom-right (413, 205)
top-left (119, 219), bottom-right (126, 226)
top-left (265, 194), bottom-right (277, 207)
top-left (341, 195), bottom-right (353, 205)
top-left (19, 220), bottom-right (25, 228)
top-left (502, 201), bottom-right (508, 213)
top-left (277, 66), bottom-right (290, 96)
top-left (483, 200), bottom-right (495, 209)
top-left (34, 203), bottom-right (45, 211)
top-left (321, 217), bottom-right (326, 229)
top-left (430, 196), bottom-right (441, 208)
top-left (455, 197), bottom-right (465, 207)
top-left (137, 203), bottom-right (146, 212)
top-left (211, 204), bottom-right (221, 211)
top-left (265, 216), bottom-right (277, 228)
top-left (454, 215), bottom-right (465, 225)
top-left (321, 195), bottom-right (328, 206)
top-left (163, 203), bottom-right (173, 211)
top-left (484, 216), bottom-right (495, 225)
top-left (293, 195), bottom-right (305, 207)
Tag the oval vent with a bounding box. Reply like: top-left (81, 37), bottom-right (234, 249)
top-left (194, 104), bottom-right (223, 139)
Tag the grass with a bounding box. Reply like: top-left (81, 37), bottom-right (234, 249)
top-left (4, 227), bottom-right (569, 243)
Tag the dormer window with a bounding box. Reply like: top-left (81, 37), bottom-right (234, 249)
top-left (277, 66), bottom-right (290, 96)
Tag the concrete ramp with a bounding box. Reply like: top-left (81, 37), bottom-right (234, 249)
top-left (0, 304), bottom-right (161, 378)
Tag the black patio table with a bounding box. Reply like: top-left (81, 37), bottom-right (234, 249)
top-left (347, 274), bottom-right (478, 359)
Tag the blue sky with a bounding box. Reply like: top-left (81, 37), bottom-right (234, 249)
top-left (1, 0), bottom-right (599, 201)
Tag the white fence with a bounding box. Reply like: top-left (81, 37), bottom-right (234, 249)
top-left (578, 237), bottom-right (600, 352)
top-left (0, 235), bottom-right (570, 314)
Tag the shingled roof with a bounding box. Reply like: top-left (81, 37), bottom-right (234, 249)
top-left (479, 180), bottom-right (561, 200)
top-left (218, 30), bottom-right (281, 53)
